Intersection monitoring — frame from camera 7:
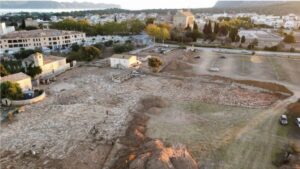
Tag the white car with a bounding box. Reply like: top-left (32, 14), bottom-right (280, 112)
top-left (296, 118), bottom-right (300, 128)
top-left (279, 115), bottom-right (288, 125)
top-left (208, 67), bottom-right (220, 72)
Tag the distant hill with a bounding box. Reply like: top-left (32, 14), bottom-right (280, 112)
top-left (0, 0), bottom-right (120, 9)
top-left (214, 1), bottom-right (284, 8)
top-left (211, 1), bottom-right (300, 15)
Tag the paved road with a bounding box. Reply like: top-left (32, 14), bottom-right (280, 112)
top-left (155, 43), bottom-right (300, 57)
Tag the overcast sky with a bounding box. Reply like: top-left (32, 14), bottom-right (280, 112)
top-left (53, 0), bottom-right (218, 10)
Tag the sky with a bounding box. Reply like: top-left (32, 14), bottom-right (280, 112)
top-left (53, 0), bottom-right (218, 10)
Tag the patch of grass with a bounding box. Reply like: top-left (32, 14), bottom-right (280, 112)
top-left (276, 123), bottom-right (292, 137)
top-left (184, 102), bottom-right (224, 114)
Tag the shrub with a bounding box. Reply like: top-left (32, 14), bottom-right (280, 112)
top-left (290, 47), bottom-right (295, 52)
top-left (264, 45), bottom-right (278, 51)
top-left (0, 81), bottom-right (23, 100)
top-left (71, 43), bottom-right (80, 52)
top-left (104, 40), bottom-right (113, 47)
top-left (113, 43), bottom-right (134, 54)
top-left (93, 43), bottom-right (104, 50)
top-left (68, 46), bottom-right (101, 61)
top-left (284, 33), bottom-right (296, 43)
top-left (148, 57), bottom-right (163, 72)
top-left (26, 64), bottom-right (42, 78)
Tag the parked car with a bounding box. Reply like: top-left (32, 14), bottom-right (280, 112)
top-left (279, 115), bottom-right (288, 125)
top-left (296, 118), bottom-right (300, 128)
top-left (219, 56), bottom-right (226, 59)
top-left (194, 56), bottom-right (201, 59)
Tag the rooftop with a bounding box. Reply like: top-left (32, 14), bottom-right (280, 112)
top-left (0, 29), bottom-right (84, 39)
top-left (44, 55), bottom-right (66, 64)
top-left (111, 54), bottom-right (136, 59)
top-left (24, 52), bottom-right (66, 65)
top-left (0, 72), bottom-right (31, 83)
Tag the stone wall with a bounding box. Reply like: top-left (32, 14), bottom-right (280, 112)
top-left (2, 91), bottom-right (46, 106)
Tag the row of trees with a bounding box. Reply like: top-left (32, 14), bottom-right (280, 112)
top-left (67, 45), bottom-right (102, 61)
top-left (202, 21), bottom-right (246, 44)
top-left (113, 43), bottom-right (134, 53)
top-left (51, 19), bottom-right (145, 36)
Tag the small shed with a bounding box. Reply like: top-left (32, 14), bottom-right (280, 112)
top-left (0, 72), bottom-right (32, 92)
top-left (110, 54), bottom-right (139, 68)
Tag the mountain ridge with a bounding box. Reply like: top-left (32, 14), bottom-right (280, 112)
top-left (214, 1), bottom-right (285, 8)
top-left (0, 0), bottom-right (120, 9)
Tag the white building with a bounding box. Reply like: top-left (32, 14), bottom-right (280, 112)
top-left (0, 22), bottom-right (15, 35)
top-left (284, 20), bottom-right (300, 29)
top-left (0, 29), bottom-right (85, 52)
top-left (110, 54), bottom-right (139, 68)
top-left (0, 72), bottom-right (32, 92)
top-left (22, 52), bottom-right (70, 78)
top-left (25, 18), bottom-right (39, 28)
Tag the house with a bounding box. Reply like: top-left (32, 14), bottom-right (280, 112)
top-left (25, 18), bottom-right (39, 28)
top-left (173, 10), bottom-right (195, 30)
top-left (22, 52), bottom-right (70, 78)
top-left (0, 72), bottom-right (32, 92)
top-left (110, 54), bottom-right (139, 68)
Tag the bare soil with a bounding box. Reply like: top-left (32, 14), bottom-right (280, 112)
top-left (1, 49), bottom-right (298, 169)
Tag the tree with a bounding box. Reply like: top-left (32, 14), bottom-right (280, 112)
top-left (26, 64), bottom-right (42, 78)
top-left (214, 22), bottom-right (219, 34)
top-left (71, 43), bottom-right (80, 52)
top-left (129, 19), bottom-right (145, 34)
top-left (229, 28), bottom-right (239, 42)
top-left (0, 81), bottom-right (23, 100)
top-left (14, 48), bottom-right (40, 60)
top-left (159, 28), bottom-right (170, 43)
top-left (113, 43), bottom-right (134, 54)
top-left (193, 21), bottom-right (199, 31)
top-left (186, 29), bottom-right (202, 42)
top-left (0, 64), bottom-right (10, 77)
top-left (283, 33), bottom-right (296, 43)
top-left (145, 24), bottom-right (161, 43)
top-left (207, 21), bottom-right (213, 35)
top-left (148, 57), bottom-right (163, 72)
top-left (81, 46), bottom-right (101, 61)
top-left (185, 24), bottom-right (191, 31)
top-left (219, 25), bottom-right (228, 36)
top-left (290, 47), bottom-right (295, 52)
top-left (146, 18), bottom-right (155, 25)
top-left (104, 40), bottom-right (113, 47)
top-left (236, 35), bottom-right (240, 43)
top-left (203, 21), bottom-right (213, 40)
top-left (252, 38), bottom-right (259, 46)
top-left (241, 35), bottom-right (246, 43)
top-left (93, 43), bottom-right (104, 50)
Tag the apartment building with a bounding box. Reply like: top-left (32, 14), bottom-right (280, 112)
top-left (0, 29), bottom-right (86, 52)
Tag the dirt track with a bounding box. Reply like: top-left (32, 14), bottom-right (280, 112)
top-left (222, 95), bottom-right (298, 169)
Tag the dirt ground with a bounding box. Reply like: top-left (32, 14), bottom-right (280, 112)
top-left (1, 47), bottom-right (300, 169)
top-left (157, 49), bottom-right (300, 86)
